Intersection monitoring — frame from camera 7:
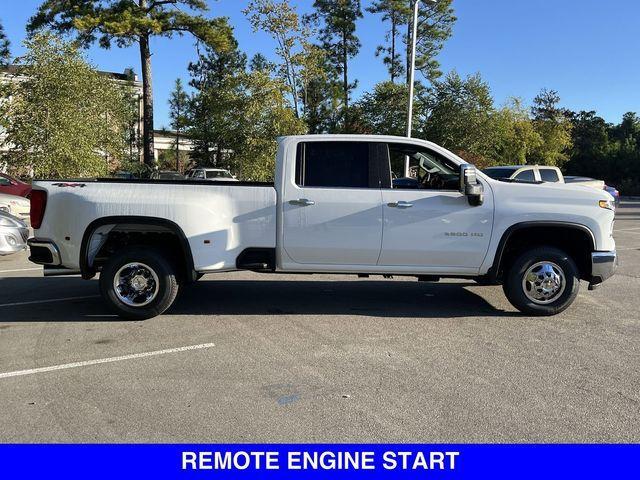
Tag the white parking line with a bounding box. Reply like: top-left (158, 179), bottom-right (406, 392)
top-left (0, 267), bottom-right (42, 274)
top-left (0, 342), bottom-right (216, 379)
top-left (0, 295), bottom-right (100, 308)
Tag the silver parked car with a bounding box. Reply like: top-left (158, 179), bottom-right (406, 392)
top-left (0, 210), bottom-right (29, 256)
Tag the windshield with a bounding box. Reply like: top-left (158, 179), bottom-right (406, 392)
top-left (206, 170), bottom-right (233, 179)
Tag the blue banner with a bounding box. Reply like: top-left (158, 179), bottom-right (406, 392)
top-left (0, 444), bottom-right (637, 479)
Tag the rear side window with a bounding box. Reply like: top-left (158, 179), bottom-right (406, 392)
top-left (539, 169), bottom-right (560, 182)
top-left (514, 169), bottom-right (536, 182)
top-left (296, 142), bottom-right (374, 188)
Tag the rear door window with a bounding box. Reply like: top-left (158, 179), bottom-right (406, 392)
top-left (296, 142), bottom-right (383, 189)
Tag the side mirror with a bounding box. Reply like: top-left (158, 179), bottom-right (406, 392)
top-left (459, 164), bottom-right (484, 206)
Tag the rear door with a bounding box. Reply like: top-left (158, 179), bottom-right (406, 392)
top-left (281, 141), bottom-right (386, 266)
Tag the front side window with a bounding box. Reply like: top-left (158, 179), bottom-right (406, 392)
top-left (514, 169), bottom-right (536, 182)
top-left (539, 169), bottom-right (560, 182)
top-left (0, 177), bottom-right (11, 186)
top-left (389, 143), bottom-right (460, 190)
top-left (296, 142), bottom-right (372, 188)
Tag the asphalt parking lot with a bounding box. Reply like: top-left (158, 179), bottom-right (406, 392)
top-left (0, 201), bottom-right (639, 443)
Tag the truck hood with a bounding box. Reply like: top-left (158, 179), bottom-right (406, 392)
top-left (487, 178), bottom-right (610, 203)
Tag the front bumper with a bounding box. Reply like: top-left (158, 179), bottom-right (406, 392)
top-left (590, 250), bottom-right (617, 286)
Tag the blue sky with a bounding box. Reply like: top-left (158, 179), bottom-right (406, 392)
top-left (2, 0), bottom-right (639, 128)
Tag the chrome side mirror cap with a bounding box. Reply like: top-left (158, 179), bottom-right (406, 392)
top-left (460, 164), bottom-right (484, 206)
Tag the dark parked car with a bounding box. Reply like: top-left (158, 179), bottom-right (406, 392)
top-left (0, 173), bottom-right (31, 198)
top-left (604, 185), bottom-right (621, 206)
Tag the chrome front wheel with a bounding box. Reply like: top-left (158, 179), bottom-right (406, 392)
top-left (522, 261), bottom-right (566, 305)
top-left (113, 262), bottom-right (160, 307)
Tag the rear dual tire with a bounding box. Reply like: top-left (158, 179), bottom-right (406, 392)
top-left (99, 247), bottom-right (179, 320)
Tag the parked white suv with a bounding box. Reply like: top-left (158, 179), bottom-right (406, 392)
top-left (27, 135), bottom-right (616, 319)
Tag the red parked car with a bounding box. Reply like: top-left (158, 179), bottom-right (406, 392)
top-left (0, 173), bottom-right (31, 198)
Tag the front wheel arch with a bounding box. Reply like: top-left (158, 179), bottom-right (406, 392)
top-left (490, 222), bottom-right (595, 282)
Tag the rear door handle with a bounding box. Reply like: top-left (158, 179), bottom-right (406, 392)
top-left (388, 201), bottom-right (413, 209)
top-left (289, 198), bottom-right (316, 207)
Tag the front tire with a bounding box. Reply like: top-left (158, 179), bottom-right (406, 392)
top-left (99, 247), bottom-right (179, 320)
top-left (503, 246), bottom-right (580, 316)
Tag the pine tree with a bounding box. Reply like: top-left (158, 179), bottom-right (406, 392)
top-left (405, 0), bottom-right (456, 84)
top-left (168, 78), bottom-right (189, 172)
top-left (307, 0), bottom-right (363, 131)
top-left (0, 19), bottom-right (10, 66)
top-left (367, 0), bottom-right (409, 83)
top-left (188, 34), bottom-right (247, 167)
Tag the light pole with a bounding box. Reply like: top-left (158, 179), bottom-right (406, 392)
top-left (405, 0), bottom-right (436, 177)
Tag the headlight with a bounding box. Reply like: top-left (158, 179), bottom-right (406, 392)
top-left (599, 199), bottom-right (615, 211)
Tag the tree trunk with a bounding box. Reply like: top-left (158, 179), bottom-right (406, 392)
top-left (175, 128), bottom-right (180, 172)
top-left (342, 29), bottom-right (349, 131)
top-left (139, 32), bottom-right (155, 167)
top-left (391, 13), bottom-right (397, 83)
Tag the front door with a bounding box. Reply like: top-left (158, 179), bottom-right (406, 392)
top-left (282, 141), bottom-right (384, 266)
top-left (378, 143), bottom-right (493, 270)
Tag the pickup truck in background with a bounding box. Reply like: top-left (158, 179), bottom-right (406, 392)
top-left (483, 165), bottom-right (609, 191)
top-left (28, 135), bottom-right (617, 319)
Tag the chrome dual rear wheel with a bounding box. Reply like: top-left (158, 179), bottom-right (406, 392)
top-left (100, 248), bottom-right (179, 320)
top-left (113, 263), bottom-right (160, 307)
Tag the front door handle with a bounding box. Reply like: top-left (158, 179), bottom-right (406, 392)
top-left (289, 198), bottom-right (316, 207)
top-left (388, 201), bottom-right (413, 209)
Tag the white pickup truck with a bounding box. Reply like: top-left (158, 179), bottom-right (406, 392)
top-left (28, 135), bottom-right (617, 319)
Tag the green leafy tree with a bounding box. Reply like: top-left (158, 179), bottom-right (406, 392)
top-left (351, 81), bottom-right (413, 135)
top-left (0, 19), bottom-right (10, 66)
top-left (527, 89), bottom-right (572, 166)
top-left (234, 70), bottom-right (307, 181)
top-left (0, 33), bottom-right (133, 178)
top-left (307, 0), bottom-right (363, 131)
top-left (565, 111), bottom-right (611, 178)
top-left (407, 0), bottom-right (456, 84)
top-left (421, 71), bottom-right (496, 163)
top-left (244, 0), bottom-right (304, 117)
top-left (489, 98), bottom-right (542, 166)
top-left (188, 33), bottom-right (247, 167)
top-left (168, 78), bottom-right (190, 172)
top-left (28, 0), bottom-right (232, 167)
top-left (367, 0), bottom-right (409, 83)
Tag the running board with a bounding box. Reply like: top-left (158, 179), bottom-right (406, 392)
top-left (44, 266), bottom-right (81, 277)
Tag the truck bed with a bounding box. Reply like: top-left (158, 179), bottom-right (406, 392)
top-left (32, 179), bottom-right (278, 272)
